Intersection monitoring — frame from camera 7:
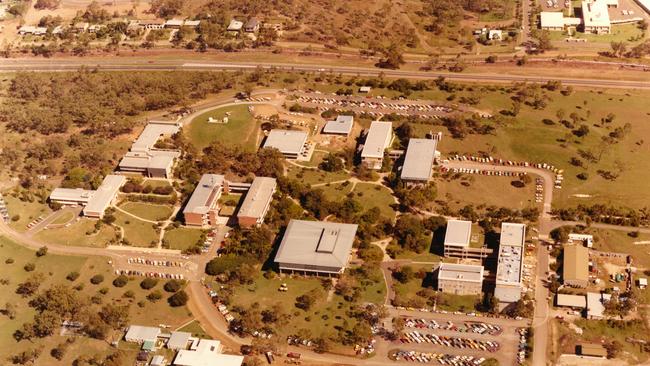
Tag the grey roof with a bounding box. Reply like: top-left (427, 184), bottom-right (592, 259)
top-left (443, 220), bottom-right (472, 248)
top-left (495, 223), bottom-right (526, 293)
top-left (500, 223), bottom-right (526, 247)
top-left (274, 219), bottom-right (358, 270)
top-left (227, 19), bottom-right (243, 31)
top-left (401, 138), bottom-right (438, 181)
top-left (49, 188), bottom-right (94, 203)
top-left (83, 175), bottom-right (126, 216)
top-left (244, 18), bottom-right (259, 30)
top-left (361, 121), bottom-right (392, 158)
top-left (323, 115), bottom-right (354, 135)
top-left (118, 150), bottom-right (179, 171)
top-left (556, 293), bottom-right (587, 308)
top-left (125, 325), bottom-right (161, 342)
top-left (437, 263), bottom-right (484, 283)
top-left (237, 177), bottom-right (277, 219)
top-left (131, 122), bottom-right (180, 152)
top-left (494, 284), bottom-right (522, 303)
top-left (263, 129), bottom-right (308, 155)
top-left (167, 331), bottom-right (191, 349)
top-left (586, 292), bottom-right (611, 318)
top-left (183, 174), bottom-right (225, 215)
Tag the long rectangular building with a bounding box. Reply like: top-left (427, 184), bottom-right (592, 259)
top-left (494, 223), bottom-right (526, 303)
top-left (118, 121), bottom-right (181, 178)
top-left (437, 263), bottom-right (484, 296)
top-left (49, 188), bottom-right (94, 206)
top-left (131, 121), bottom-right (180, 152)
top-left (183, 174), bottom-right (226, 227)
top-left (361, 121), bottom-right (393, 170)
top-left (82, 175), bottom-right (126, 218)
top-left (237, 177), bottom-right (277, 228)
top-left (564, 244), bottom-right (589, 288)
top-left (263, 129), bottom-right (308, 159)
top-left (442, 220), bottom-right (492, 259)
top-left (400, 138), bottom-right (438, 183)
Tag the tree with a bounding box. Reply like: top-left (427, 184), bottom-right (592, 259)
top-left (378, 44), bottom-right (404, 69)
top-left (550, 226), bottom-right (571, 243)
top-left (112, 275), bottom-right (128, 288)
top-left (10, 349), bottom-right (41, 365)
top-left (66, 271), bottom-right (80, 281)
top-left (168, 290), bottom-right (189, 307)
top-left (16, 273), bottom-right (45, 298)
top-left (32, 310), bottom-right (61, 337)
top-left (147, 290), bottom-right (163, 302)
top-left (30, 284), bottom-right (85, 318)
top-left (90, 274), bottom-right (104, 285)
top-left (164, 279), bottom-right (183, 293)
top-left (319, 153), bottom-right (344, 172)
top-left (4, 302), bottom-right (16, 319)
top-left (35, 246), bottom-right (48, 257)
top-left (99, 304), bottom-right (130, 329)
top-left (610, 41), bottom-right (627, 58)
top-left (295, 289), bottom-right (323, 311)
top-left (140, 278), bottom-right (158, 290)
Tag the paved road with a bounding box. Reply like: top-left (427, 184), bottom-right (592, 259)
top-left (1, 58), bottom-right (649, 89)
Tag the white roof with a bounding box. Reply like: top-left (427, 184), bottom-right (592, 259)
top-left (227, 19), bottom-right (243, 31)
top-left (125, 325), bottom-right (161, 342)
top-left (495, 223), bottom-right (526, 301)
top-left (639, 278), bottom-right (648, 285)
top-left (438, 263), bottom-right (484, 283)
top-left (165, 19), bottom-right (184, 26)
top-left (583, 0), bottom-right (611, 28)
top-left (540, 12), bottom-right (565, 28)
top-left (183, 174), bottom-right (225, 215)
top-left (586, 292), bottom-right (611, 318)
top-left (83, 175), bottom-right (126, 216)
top-left (500, 223), bottom-right (526, 247)
top-left (274, 220), bottom-right (358, 272)
top-left (443, 220), bottom-right (472, 247)
top-left (119, 150), bottom-right (179, 171)
top-left (263, 129), bottom-right (308, 155)
top-left (323, 115), bottom-right (354, 134)
top-left (173, 339), bottom-right (243, 366)
top-left (556, 293), bottom-right (587, 308)
top-left (400, 138), bottom-right (438, 181)
top-left (132, 122), bottom-right (180, 152)
top-left (237, 177), bottom-right (277, 219)
top-left (361, 121), bottom-right (392, 159)
top-left (49, 188), bottom-right (94, 203)
top-left (167, 331), bottom-right (191, 349)
top-left (184, 20), bottom-right (201, 27)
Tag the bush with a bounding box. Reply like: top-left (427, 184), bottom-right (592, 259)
top-left (36, 246), bottom-right (48, 257)
top-left (577, 173), bottom-right (589, 180)
top-left (24, 263), bottom-right (36, 272)
top-left (99, 287), bottom-right (109, 295)
top-left (123, 290), bottom-right (135, 298)
top-left (140, 278), bottom-right (158, 290)
top-left (11, 214), bottom-right (20, 222)
top-left (168, 290), bottom-right (189, 307)
top-left (112, 275), bottom-right (129, 288)
top-left (147, 290), bottom-right (163, 302)
top-left (163, 279), bottom-right (182, 293)
top-left (66, 271), bottom-right (80, 281)
top-left (5, 258), bottom-right (14, 264)
top-left (90, 274), bottom-right (104, 285)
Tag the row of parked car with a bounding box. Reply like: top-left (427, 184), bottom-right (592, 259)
top-left (402, 318), bottom-right (502, 336)
top-left (442, 166), bottom-right (526, 177)
top-left (402, 331), bottom-right (500, 352)
top-left (0, 194), bottom-right (8, 222)
top-left (295, 95), bottom-right (453, 114)
top-left (517, 328), bottom-right (529, 364)
top-left (114, 269), bottom-right (184, 280)
top-left (127, 257), bottom-right (183, 267)
top-left (448, 155), bottom-right (562, 173)
top-left (391, 350), bottom-right (487, 365)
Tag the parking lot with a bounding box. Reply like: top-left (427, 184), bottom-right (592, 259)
top-left (390, 350), bottom-right (487, 365)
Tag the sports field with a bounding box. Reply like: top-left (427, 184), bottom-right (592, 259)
top-left (186, 104), bottom-right (260, 151)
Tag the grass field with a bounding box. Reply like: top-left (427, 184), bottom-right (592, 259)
top-left (163, 227), bottom-right (204, 251)
top-left (142, 179), bottom-right (173, 190)
top-left (586, 228), bottom-right (650, 269)
top-left (573, 318), bottom-right (649, 363)
top-left (177, 320), bottom-right (212, 339)
top-left (287, 166), bottom-right (349, 185)
top-left (3, 196), bottom-right (52, 233)
top-left (119, 202), bottom-right (174, 222)
top-left (434, 174), bottom-right (538, 211)
top-left (550, 23), bottom-right (645, 44)
top-left (186, 104), bottom-right (260, 151)
top-left (114, 211), bottom-right (160, 247)
top-left (50, 211), bottom-right (75, 226)
top-left (0, 236), bottom-right (191, 365)
top-left (352, 183), bottom-right (397, 220)
top-left (34, 218), bottom-right (118, 248)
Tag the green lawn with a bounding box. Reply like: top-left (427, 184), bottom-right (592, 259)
top-left (218, 193), bottom-right (243, 207)
top-left (319, 182), bottom-right (354, 201)
top-left (118, 202), bottom-right (174, 222)
top-left (177, 320), bottom-right (212, 339)
top-left (142, 179), bottom-right (173, 190)
top-left (49, 211), bottom-right (76, 226)
top-left (0, 236), bottom-right (191, 365)
top-left (434, 174), bottom-right (538, 211)
top-left (551, 23), bottom-right (645, 44)
top-left (34, 218), bottom-right (118, 248)
top-left (351, 183), bottom-right (396, 220)
top-left (586, 228), bottom-right (650, 269)
top-left (287, 166), bottom-right (349, 185)
top-left (186, 104), bottom-right (260, 151)
top-left (114, 211), bottom-right (160, 248)
top-left (574, 318), bottom-right (649, 363)
top-left (3, 195), bottom-right (52, 232)
top-left (163, 227), bottom-right (204, 251)
top-left (436, 293), bottom-right (480, 312)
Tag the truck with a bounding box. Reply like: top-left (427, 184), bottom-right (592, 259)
top-left (287, 352), bottom-right (301, 359)
top-left (265, 351), bottom-right (274, 364)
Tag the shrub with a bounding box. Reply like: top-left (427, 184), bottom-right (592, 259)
top-left (123, 290), bottom-right (135, 298)
top-left (23, 263), bottom-right (35, 272)
top-left (163, 279), bottom-right (182, 293)
top-left (112, 275), bottom-right (129, 288)
top-left (36, 246), bottom-right (48, 257)
top-left (140, 278), bottom-right (158, 290)
top-left (147, 290), bottom-right (163, 302)
top-left (66, 271), bottom-right (80, 281)
top-left (11, 214), bottom-right (20, 222)
top-left (90, 274), bottom-right (104, 285)
top-left (577, 173), bottom-right (589, 180)
top-left (99, 287), bottom-right (109, 295)
top-left (168, 290), bottom-right (189, 307)
top-left (5, 258), bottom-right (14, 264)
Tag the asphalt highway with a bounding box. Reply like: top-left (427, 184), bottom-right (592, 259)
top-left (1, 58), bottom-right (650, 89)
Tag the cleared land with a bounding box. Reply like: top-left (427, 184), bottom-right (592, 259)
top-left (118, 202), bottom-right (174, 222)
top-left (114, 211), bottom-right (159, 248)
top-left (34, 218), bottom-right (118, 248)
top-left (186, 104), bottom-right (260, 151)
top-left (163, 227), bottom-right (204, 251)
top-left (3, 196), bottom-right (52, 233)
top-left (434, 174), bottom-right (538, 211)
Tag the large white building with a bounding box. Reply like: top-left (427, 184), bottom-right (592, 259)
top-left (49, 174), bottom-right (126, 219)
top-left (263, 129), bottom-right (309, 159)
top-left (237, 177), bottom-right (277, 228)
top-left (494, 223), bottom-right (526, 304)
top-left (400, 138), bottom-right (438, 183)
top-left (437, 263), bottom-right (484, 296)
top-left (361, 121), bottom-right (393, 170)
top-left (118, 121), bottom-right (181, 178)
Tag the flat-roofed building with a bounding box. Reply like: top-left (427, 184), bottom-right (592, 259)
top-left (237, 177), bottom-right (276, 228)
top-left (274, 219), bottom-right (358, 276)
top-left (400, 138), bottom-right (438, 183)
top-left (167, 331), bottom-right (192, 350)
top-left (118, 150), bottom-right (180, 179)
top-left (563, 244), bottom-right (589, 288)
top-left (164, 19), bottom-right (184, 28)
top-left (227, 19), bottom-right (244, 32)
top-left (49, 188), bottom-right (94, 206)
top-left (556, 293), bottom-right (587, 309)
top-left (494, 223), bottom-right (526, 303)
top-left (323, 115), bottom-right (354, 136)
top-left (540, 11), bottom-right (566, 30)
top-left (577, 343), bottom-right (608, 358)
top-left (437, 263), bottom-right (484, 296)
top-left (173, 339), bottom-right (244, 366)
top-left (263, 129), bottom-right (309, 159)
top-left (124, 325), bottom-right (161, 344)
top-left (183, 174), bottom-right (227, 227)
top-left (83, 175), bottom-right (126, 218)
top-left (583, 0), bottom-right (611, 34)
top-left (131, 122), bottom-right (180, 152)
top-left (361, 121), bottom-right (393, 170)
top-left (444, 219), bottom-right (472, 251)
top-left (586, 292), bottom-right (611, 319)
top-left (569, 233), bottom-right (593, 248)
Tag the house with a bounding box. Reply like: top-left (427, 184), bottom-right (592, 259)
top-left (437, 263), bottom-right (484, 296)
top-left (563, 244), bottom-right (589, 288)
top-left (125, 325), bottom-right (161, 344)
top-left (569, 233), bottom-right (593, 248)
top-left (227, 19), bottom-right (243, 33)
top-left (358, 86), bottom-right (371, 93)
top-left (49, 188), bottom-right (95, 206)
top-left (540, 12), bottom-right (566, 31)
top-left (323, 115), bottom-right (354, 136)
top-left (173, 339), bottom-right (244, 366)
top-left (18, 25), bottom-right (47, 35)
top-left (638, 278), bottom-right (647, 289)
top-left (244, 18), bottom-right (259, 33)
top-left (167, 331), bottom-right (192, 350)
top-left (263, 129), bottom-right (309, 159)
top-left (164, 19), bottom-right (184, 29)
top-left (577, 343), bottom-right (608, 358)
top-left (582, 0), bottom-right (612, 34)
top-left (494, 223), bottom-right (526, 304)
top-left (488, 29), bottom-right (503, 40)
top-left (360, 121), bottom-right (393, 170)
top-left (274, 219), bottom-right (358, 276)
top-left (400, 138), bottom-right (438, 184)
top-left (184, 20), bottom-right (201, 28)
top-left (237, 177), bottom-right (277, 228)
top-left (183, 174), bottom-right (227, 227)
top-left (82, 175), bottom-right (126, 219)
top-left (130, 121), bottom-right (180, 152)
top-left (586, 292), bottom-right (611, 319)
top-left (556, 293), bottom-right (587, 309)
